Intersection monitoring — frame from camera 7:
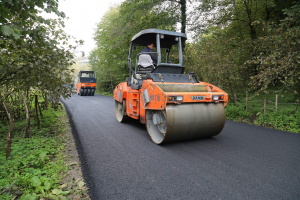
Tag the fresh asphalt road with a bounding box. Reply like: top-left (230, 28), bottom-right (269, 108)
top-left (61, 94), bottom-right (300, 200)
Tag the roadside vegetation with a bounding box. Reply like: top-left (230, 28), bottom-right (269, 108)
top-left (90, 0), bottom-right (300, 133)
top-left (225, 92), bottom-right (300, 133)
top-left (0, 103), bottom-right (67, 199)
top-left (0, 0), bottom-right (86, 198)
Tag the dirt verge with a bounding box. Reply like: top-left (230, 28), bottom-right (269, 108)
top-left (60, 111), bottom-right (90, 200)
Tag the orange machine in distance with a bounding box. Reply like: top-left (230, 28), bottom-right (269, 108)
top-left (76, 71), bottom-right (96, 96)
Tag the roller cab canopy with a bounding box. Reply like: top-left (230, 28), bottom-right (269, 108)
top-left (128, 29), bottom-right (187, 75)
top-left (131, 29), bottom-right (187, 48)
top-left (78, 71), bottom-right (96, 83)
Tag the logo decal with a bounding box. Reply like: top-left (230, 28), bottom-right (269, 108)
top-left (191, 96), bottom-right (205, 100)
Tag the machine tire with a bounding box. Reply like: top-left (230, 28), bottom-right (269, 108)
top-left (84, 89), bottom-right (88, 96)
top-left (80, 88), bottom-right (84, 96)
top-left (87, 89), bottom-right (91, 96)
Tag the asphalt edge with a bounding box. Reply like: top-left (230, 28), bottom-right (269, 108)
top-left (60, 99), bottom-right (96, 200)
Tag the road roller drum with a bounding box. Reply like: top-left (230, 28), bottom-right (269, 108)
top-left (146, 103), bottom-right (226, 144)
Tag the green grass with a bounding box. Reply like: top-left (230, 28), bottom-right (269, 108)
top-left (95, 90), bottom-right (114, 97)
top-left (0, 105), bottom-right (69, 199)
top-left (225, 93), bottom-right (300, 133)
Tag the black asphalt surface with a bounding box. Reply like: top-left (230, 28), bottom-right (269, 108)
top-left (61, 94), bottom-right (300, 200)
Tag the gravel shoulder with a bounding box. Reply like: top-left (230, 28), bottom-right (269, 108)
top-left (60, 105), bottom-right (90, 200)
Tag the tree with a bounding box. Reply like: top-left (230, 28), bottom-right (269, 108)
top-left (0, 0), bottom-right (79, 101)
top-left (248, 4), bottom-right (300, 93)
top-left (186, 0), bottom-right (298, 93)
top-left (0, 0), bottom-right (81, 143)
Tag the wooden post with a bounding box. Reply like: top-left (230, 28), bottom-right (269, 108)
top-left (24, 95), bottom-right (30, 138)
top-left (228, 95), bottom-right (231, 104)
top-left (234, 94), bottom-right (237, 106)
top-left (296, 100), bottom-right (299, 111)
top-left (35, 95), bottom-right (40, 129)
top-left (264, 98), bottom-right (267, 114)
top-left (3, 102), bottom-right (14, 159)
top-left (246, 91), bottom-right (248, 112)
top-left (275, 94), bottom-right (278, 112)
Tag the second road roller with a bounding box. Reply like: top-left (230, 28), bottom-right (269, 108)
top-left (114, 29), bottom-right (228, 144)
top-left (76, 71), bottom-right (97, 96)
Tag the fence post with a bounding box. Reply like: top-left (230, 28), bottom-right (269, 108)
top-left (246, 91), bottom-right (248, 112)
top-left (296, 100), bottom-right (299, 111)
top-left (228, 95), bottom-right (231, 104)
top-left (275, 94), bottom-right (278, 112)
top-left (234, 94), bottom-right (237, 106)
top-left (264, 98), bottom-right (267, 114)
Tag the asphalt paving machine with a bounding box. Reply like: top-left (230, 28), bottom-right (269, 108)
top-left (76, 71), bottom-right (96, 96)
top-left (114, 29), bottom-right (228, 144)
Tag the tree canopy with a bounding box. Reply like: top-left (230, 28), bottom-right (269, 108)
top-left (0, 0), bottom-right (82, 103)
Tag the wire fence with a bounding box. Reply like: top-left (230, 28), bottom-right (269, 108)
top-left (229, 92), bottom-right (299, 113)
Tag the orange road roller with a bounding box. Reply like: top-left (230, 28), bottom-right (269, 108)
top-left (114, 29), bottom-right (228, 144)
top-left (76, 71), bottom-right (96, 96)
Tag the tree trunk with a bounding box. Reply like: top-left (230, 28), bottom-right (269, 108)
top-left (243, 1), bottom-right (257, 41)
top-left (180, 0), bottom-right (186, 51)
top-left (243, 0), bottom-right (258, 76)
top-left (110, 70), bottom-right (114, 92)
top-left (3, 102), bottom-right (14, 160)
top-left (44, 93), bottom-right (48, 110)
top-left (38, 102), bottom-right (43, 119)
top-left (180, 0), bottom-right (186, 34)
top-left (35, 95), bottom-right (40, 129)
top-left (24, 95), bottom-right (30, 138)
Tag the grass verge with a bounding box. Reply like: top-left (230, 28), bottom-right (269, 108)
top-left (95, 90), bottom-right (113, 97)
top-left (225, 102), bottom-right (300, 133)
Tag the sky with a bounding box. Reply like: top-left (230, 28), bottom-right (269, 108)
top-left (55, 0), bottom-right (123, 57)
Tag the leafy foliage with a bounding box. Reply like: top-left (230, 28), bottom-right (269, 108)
top-left (0, 106), bottom-right (69, 199)
top-left (248, 4), bottom-right (300, 93)
top-left (0, 0), bottom-right (81, 114)
top-left (185, 0), bottom-right (300, 95)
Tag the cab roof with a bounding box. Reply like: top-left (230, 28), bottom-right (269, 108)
top-left (79, 71), bottom-right (94, 73)
top-left (131, 29), bottom-right (187, 48)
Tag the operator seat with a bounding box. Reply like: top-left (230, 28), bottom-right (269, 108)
top-left (137, 54), bottom-right (155, 78)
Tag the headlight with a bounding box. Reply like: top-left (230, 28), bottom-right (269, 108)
top-left (212, 96), bottom-right (219, 100)
top-left (176, 96), bottom-right (183, 101)
top-left (82, 84), bottom-right (84, 86)
top-left (168, 96), bottom-right (183, 101)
